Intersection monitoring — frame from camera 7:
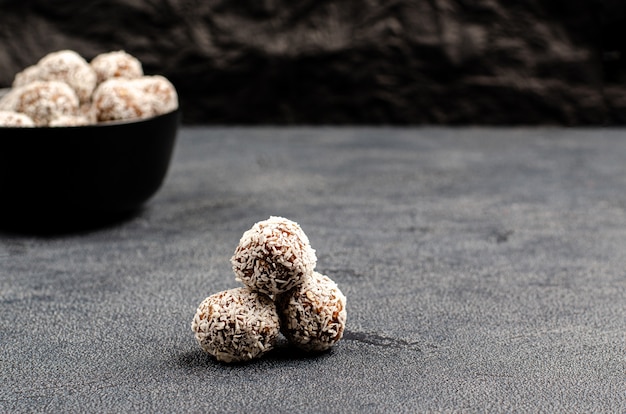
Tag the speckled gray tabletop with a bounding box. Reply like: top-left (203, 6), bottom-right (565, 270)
top-left (1, 128), bottom-right (624, 413)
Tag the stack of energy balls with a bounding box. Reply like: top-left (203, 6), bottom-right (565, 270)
top-left (0, 49), bottom-right (177, 127)
top-left (191, 216), bottom-right (347, 363)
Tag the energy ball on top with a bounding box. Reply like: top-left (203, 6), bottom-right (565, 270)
top-left (36, 49), bottom-right (97, 103)
top-left (90, 50), bottom-right (143, 84)
top-left (191, 287), bottom-right (280, 363)
top-left (231, 216), bottom-right (317, 296)
top-left (276, 272), bottom-right (347, 352)
top-left (0, 111), bottom-right (35, 127)
top-left (11, 80), bottom-right (80, 126)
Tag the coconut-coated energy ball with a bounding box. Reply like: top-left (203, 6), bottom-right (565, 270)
top-left (0, 111), bottom-right (35, 127)
top-left (191, 287), bottom-right (281, 363)
top-left (92, 78), bottom-right (153, 122)
top-left (12, 81), bottom-right (80, 126)
top-left (231, 216), bottom-right (317, 296)
top-left (36, 50), bottom-right (97, 103)
top-left (90, 50), bottom-right (143, 84)
top-left (135, 75), bottom-right (178, 115)
top-left (276, 272), bottom-right (347, 352)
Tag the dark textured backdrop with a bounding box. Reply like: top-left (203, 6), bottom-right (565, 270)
top-left (0, 0), bottom-right (625, 125)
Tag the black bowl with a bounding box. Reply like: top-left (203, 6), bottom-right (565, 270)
top-left (0, 109), bottom-right (180, 231)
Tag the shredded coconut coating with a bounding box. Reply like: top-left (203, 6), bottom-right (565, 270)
top-left (0, 110), bottom-right (35, 127)
top-left (276, 272), bottom-right (347, 352)
top-left (92, 76), bottom-right (178, 122)
top-left (92, 78), bottom-right (153, 122)
top-left (191, 287), bottom-right (280, 363)
top-left (231, 216), bottom-right (317, 296)
top-left (12, 81), bottom-right (79, 126)
top-left (135, 75), bottom-right (179, 115)
top-left (36, 50), bottom-right (97, 103)
top-left (49, 114), bottom-right (91, 127)
top-left (91, 50), bottom-right (143, 84)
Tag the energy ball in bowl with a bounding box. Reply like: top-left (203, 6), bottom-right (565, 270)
top-left (92, 78), bottom-right (153, 122)
top-left (36, 50), bottom-right (97, 103)
top-left (91, 50), bottom-right (143, 84)
top-left (0, 110), bottom-right (35, 127)
top-left (136, 75), bottom-right (178, 115)
top-left (276, 272), bottom-right (347, 352)
top-left (191, 287), bottom-right (281, 363)
top-left (12, 80), bottom-right (80, 126)
top-left (231, 216), bottom-right (317, 296)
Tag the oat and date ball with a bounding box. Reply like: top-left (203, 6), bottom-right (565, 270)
top-left (92, 78), bottom-right (153, 122)
top-left (0, 111), bottom-right (35, 127)
top-left (32, 50), bottom-right (97, 103)
top-left (231, 216), bottom-right (317, 296)
top-left (92, 77), bottom-right (178, 122)
top-left (9, 81), bottom-right (80, 126)
top-left (276, 272), bottom-right (347, 352)
top-left (191, 287), bottom-right (281, 363)
top-left (135, 75), bottom-right (178, 115)
top-left (90, 50), bottom-right (143, 84)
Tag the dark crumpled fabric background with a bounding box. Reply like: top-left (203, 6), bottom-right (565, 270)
top-left (0, 0), bottom-right (624, 125)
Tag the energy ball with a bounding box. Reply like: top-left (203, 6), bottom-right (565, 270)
top-left (135, 75), bottom-right (178, 115)
top-left (92, 78), bottom-right (152, 122)
top-left (231, 216), bottom-right (317, 296)
top-left (36, 50), bottom-right (97, 103)
top-left (276, 272), bottom-right (347, 352)
top-left (91, 50), bottom-right (143, 84)
top-left (191, 287), bottom-right (280, 363)
top-left (0, 111), bottom-right (35, 127)
top-left (12, 81), bottom-right (80, 126)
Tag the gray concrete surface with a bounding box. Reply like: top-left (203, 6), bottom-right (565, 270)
top-left (1, 128), bottom-right (624, 412)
